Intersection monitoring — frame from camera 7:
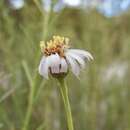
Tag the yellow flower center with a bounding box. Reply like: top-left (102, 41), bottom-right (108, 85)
top-left (40, 36), bottom-right (70, 57)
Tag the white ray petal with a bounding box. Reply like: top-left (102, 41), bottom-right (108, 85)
top-left (66, 54), bottom-right (80, 77)
top-left (38, 56), bottom-right (49, 79)
top-left (69, 49), bottom-right (93, 61)
top-left (49, 53), bottom-right (61, 74)
top-left (60, 58), bottom-right (68, 73)
top-left (66, 51), bottom-right (85, 68)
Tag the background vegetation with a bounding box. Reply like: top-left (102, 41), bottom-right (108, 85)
top-left (0, 0), bottom-right (130, 130)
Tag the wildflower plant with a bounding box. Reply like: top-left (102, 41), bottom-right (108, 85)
top-left (39, 36), bottom-right (93, 78)
top-left (39, 35), bottom-right (93, 130)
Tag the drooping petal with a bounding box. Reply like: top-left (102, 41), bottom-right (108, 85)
top-left (38, 56), bottom-right (49, 79)
top-left (68, 49), bottom-right (93, 61)
top-left (48, 53), bottom-right (61, 74)
top-left (60, 58), bottom-right (68, 73)
top-left (66, 53), bottom-right (80, 77)
top-left (66, 51), bottom-right (85, 69)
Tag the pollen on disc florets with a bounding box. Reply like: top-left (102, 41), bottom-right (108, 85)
top-left (40, 36), bottom-right (70, 57)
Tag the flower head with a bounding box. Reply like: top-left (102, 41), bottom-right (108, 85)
top-left (39, 35), bottom-right (93, 79)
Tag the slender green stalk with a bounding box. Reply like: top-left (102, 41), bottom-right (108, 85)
top-left (22, 1), bottom-right (51, 129)
top-left (22, 61), bottom-right (35, 130)
top-left (22, 83), bottom-right (35, 130)
top-left (58, 78), bottom-right (74, 130)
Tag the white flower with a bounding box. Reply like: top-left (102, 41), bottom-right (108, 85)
top-left (39, 36), bottom-right (93, 79)
top-left (9, 0), bottom-right (24, 10)
top-left (63, 0), bottom-right (81, 7)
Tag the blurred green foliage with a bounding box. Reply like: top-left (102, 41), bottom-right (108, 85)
top-left (0, 0), bottom-right (130, 130)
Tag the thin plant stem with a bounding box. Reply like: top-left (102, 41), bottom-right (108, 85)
top-left (22, 83), bottom-right (35, 130)
top-left (58, 78), bottom-right (74, 130)
top-left (22, 61), bottom-right (35, 130)
top-left (22, 3), bottom-right (51, 129)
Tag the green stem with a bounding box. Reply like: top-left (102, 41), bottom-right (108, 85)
top-left (21, 61), bottom-right (36, 130)
top-left (22, 83), bottom-right (35, 130)
top-left (58, 78), bottom-right (74, 130)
